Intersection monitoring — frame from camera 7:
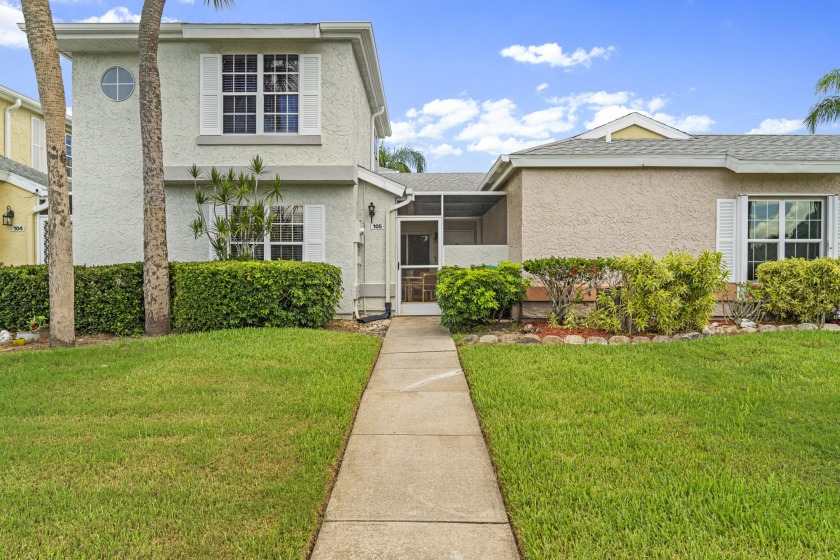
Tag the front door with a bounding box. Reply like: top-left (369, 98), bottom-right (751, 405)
top-left (397, 218), bottom-right (441, 315)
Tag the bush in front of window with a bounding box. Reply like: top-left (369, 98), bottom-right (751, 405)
top-left (584, 251), bottom-right (728, 335)
top-left (0, 260), bottom-right (342, 335)
top-left (172, 260), bottom-right (342, 332)
top-left (0, 263), bottom-right (144, 335)
top-left (756, 258), bottom-right (840, 324)
top-left (436, 262), bottom-right (530, 331)
top-left (189, 155), bottom-right (286, 261)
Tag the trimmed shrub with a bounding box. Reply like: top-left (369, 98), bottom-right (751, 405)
top-left (0, 260), bottom-right (342, 335)
top-left (522, 257), bottom-right (613, 324)
top-left (436, 262), bottom-right (530, 331)
top-left (0, 266), bottom-right (50, 332)
top-left (584, 251), bottom-right (728, 335)
top-left (756, 258), bottom-right (840, 324)
top-left (172, 260), bottom-right (342, 332)
top-left (0, 263), bottom-right (144, 335)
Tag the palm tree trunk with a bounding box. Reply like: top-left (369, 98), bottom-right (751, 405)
top-left (138, 0), bottom-right (171, 335)
top-left (20, 0), bottom-right (74, 348)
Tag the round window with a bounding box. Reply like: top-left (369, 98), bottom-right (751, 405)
top-left (101, 67), bottom-right (135, 101)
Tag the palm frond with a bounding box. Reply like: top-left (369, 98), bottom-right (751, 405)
top-left (204, 0), bottom-right (235, 10)
top-left (804, 96), bottom-right (840, 133)
top-left (814, 69), bottom-right (840, 95)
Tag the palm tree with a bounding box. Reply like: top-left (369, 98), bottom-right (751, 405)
top-left (805, 69), bottom-right (840, 132)
top-left (138, 0), bottom-right (232, 335)
top-left (378, 144), bottom-right (427, 173)
top-left (20, 0), bottom-right (74, 347)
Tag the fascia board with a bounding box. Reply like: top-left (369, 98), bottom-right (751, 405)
top-left (576, 112), bottom-right (693, 140)
top-left (357, 167), bottom-right (405, 196)
top-left (478, 156), bottom-right (510, 191)
top-left (181, 24), bottom-right (320, 40)
top-left (0, 171), bottom-right (42, 194)
top-left (509, 154), bottom-right (727, 168)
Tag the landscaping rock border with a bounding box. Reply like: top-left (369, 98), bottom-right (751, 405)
top-left (462, 322), bottom-right (840, 346)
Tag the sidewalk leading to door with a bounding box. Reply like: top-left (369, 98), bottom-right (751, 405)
top-left (311, 316), bottom-right (519, 559)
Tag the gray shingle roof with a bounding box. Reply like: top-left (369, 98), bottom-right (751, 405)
top-left (0, 155), bottom-right (47, 186)
top-left (514, 135), bottom-right (840, 160)
top-left (381, 172), bottom-right (486, 192)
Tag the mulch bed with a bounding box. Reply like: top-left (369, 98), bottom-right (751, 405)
top-left (525, 323), bottom-right (654, 340)
top-left (0, 330), bottom-right (121, 353)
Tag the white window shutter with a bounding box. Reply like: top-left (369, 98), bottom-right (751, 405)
top-left (828, 194), bottom-right (839, 258)
top-left (299, 54), bottom-right (321, 136)
top-left (716, 199), bottom-right (737, 282)
top-left (31, 117), bottom-right (46, 172)
top-left (200, 54), bottom-right (222, 135)
top-left (304, 204), bottom-right (325, 262)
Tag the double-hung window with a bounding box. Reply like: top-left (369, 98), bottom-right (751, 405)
top-left (747, 199), bottom-right (823, 280)
top-left (229, 205), bottom-right (304, 262)
top-left (220, 54), bottom-right (300, 135)
top-left (65, 133), bottom-right (72, 179)
top-left (201, 53), bottom-right (319, 137)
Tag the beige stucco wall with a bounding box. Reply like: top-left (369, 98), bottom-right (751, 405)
top-left (0, 183), bottom-right (38, 265)
top-left (515, 167), bottom-right (840, 260)
top-left (502, 170), bottom-right (523, 262)
top-left (481, 196), bottom-right (507, 245)
top-left (609, 125), bottom-right (666, 139)
top-left (1, 99), bottom-right (38, 168)
top-left (0, 98), bottom-right (71, 169)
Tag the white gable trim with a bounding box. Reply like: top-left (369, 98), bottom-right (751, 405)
top-left (357, 167), bottom-right (406, 196)
top-left (0, 170), bottom-right (43, 194)
top-left (576, 112), bottom-right (694, 140)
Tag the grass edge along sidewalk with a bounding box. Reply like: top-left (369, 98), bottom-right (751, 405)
top-left (0, 328), bottom-right (381, 558)
top-left (461, 331), bottom-right (840, 559)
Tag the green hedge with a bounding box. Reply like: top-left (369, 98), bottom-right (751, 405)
top-left (0, 260), bottom-right (342, 335)
top-left (172, 260), bottom-right (342, 331)
top-left (756, 258), bottom-right (840, 323)
top-left (436, 262), bottom-right (530, 331)
top-left (0, 263), bottom-right (144, 335)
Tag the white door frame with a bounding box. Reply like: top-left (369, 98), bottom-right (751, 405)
top-left (36, 213), bottom-right (48, 265)
top-left (396, 216), bottom-right (443, 315)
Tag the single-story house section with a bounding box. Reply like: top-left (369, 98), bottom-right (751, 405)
top-left (48, 20), bottom-right (840, 319)
top-left (480, 112), bottom-right (840, 317)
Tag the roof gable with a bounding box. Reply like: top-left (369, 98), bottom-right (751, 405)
top-left (576, 112), bottom-right (693, 141)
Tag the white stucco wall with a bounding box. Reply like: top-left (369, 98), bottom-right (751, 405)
top-left (442, 245), bottom-right (509, 268)
top-left (70, 38), bottom-right (377, 317)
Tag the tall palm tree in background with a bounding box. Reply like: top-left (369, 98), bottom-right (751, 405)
top-left (138, 0), bottom-right (233, 335)
top-left (21, 0), bottom-right (74, 347)
top-left (378, 144), bottom-right (427, 173)
top-left (805, 69), bottom-right (840, 132)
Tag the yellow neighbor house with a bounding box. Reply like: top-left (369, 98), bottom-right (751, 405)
top-left (0, 84), bottom-right (72, 266)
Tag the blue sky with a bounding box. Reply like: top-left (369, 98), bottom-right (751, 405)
top-left (1, 0), bottom-right (838, 171)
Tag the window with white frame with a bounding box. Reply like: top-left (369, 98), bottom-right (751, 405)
top-left (747, 199), bottom-right (823, 280)
top-left (221, 54), bottom-right (299, 135)
top-left (65, 133), bottom-right (72, 178)
top-left (229, 205), bottom-right (304, 261)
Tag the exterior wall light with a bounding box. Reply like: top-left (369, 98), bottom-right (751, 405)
top-left (2, 206), bottom-right (14, 226)
top-left (368, 202), bottom-right (376, 223)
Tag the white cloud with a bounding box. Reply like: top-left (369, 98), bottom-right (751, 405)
top-left (0, 1), bottom-right (27, 49)
top-left (390, 98), bottom-right (479, 143)
top-left (458, 99), bottom-right (575, 142)
top-left (656, 113), bottom-right (715, 133)
top-left (466, 136), bottom-right (548, 154)
top-left (746, 118), bottom-right (804, 135)
top-left (536, 82), bottom-right (549, 93)
top-left (500, 43), bottom-right (615, 68)
top-left (647, 96), bottom-right (667, 112)
top-left (426, 143), bottom-right (463, 157)
top-left (79, 7), bottom-right (141, 23)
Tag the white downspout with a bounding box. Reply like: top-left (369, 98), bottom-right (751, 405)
top-left (386, 189), bottom-right (414, 315)
top-left (370, 105), bottom-right (386, 170)
top-left (4, 98), bottom-right (22, 159)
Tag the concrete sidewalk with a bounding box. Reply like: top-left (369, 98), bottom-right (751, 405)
top-left (311, 316), bottom-right (519, 559)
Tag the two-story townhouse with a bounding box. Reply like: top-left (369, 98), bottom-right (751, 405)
top-left (53, 22), bottom-right (509, 318)
top-left (0, 84), bottom-right (72, 265)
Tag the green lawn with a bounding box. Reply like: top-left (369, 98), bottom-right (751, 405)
top-left (0, 328), bottom-right (381, 558)
top-left (461, 332), bottom-right (840, 559)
